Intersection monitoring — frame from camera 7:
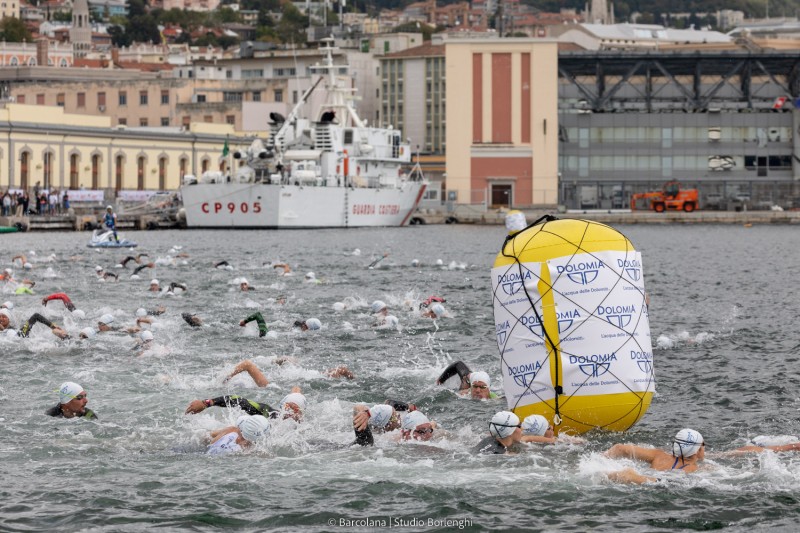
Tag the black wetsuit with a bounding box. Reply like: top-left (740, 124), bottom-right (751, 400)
top-left (215, 261), bottom-right (230, 268)
top-left (120, 256), bottom-right (138, 267)
top-left (242, 312), bottom-right (268, 337)
top-left (167, 282), bottom-right (187, 293)
top-left (474, 435), bottom-right (508, 454)
top-left (207, 395), bottom-right (278, 419)
top-left (19, 313), bottom-right (57, 338)
top-left (182, 313), bottom-right (201, 327)
top-left (436, 361), bottom-right (471, 388)
top-left (132, 264), bottom-right (152, 276)
top-left (45, 404), bottom-right (98, 419)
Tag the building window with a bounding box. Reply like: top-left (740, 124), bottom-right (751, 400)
top-left (161, 90), bottom-right (169, 105)
top-left (137, 156), bottom-right (145, 190)
top-left (204, 115), bottom-right (212, 123)
top-left (77, 92), bottom-right (86, 107)
top-left (140, 118), bottom-right (148, 127)
top-left (252, 91), bottom-right (261, 102)
top-left (274, 89), bottom-right (283, 102)
top-left (226, 70), bottom-right (232, 79)
top-left (161, 117), bottom-right (169, 126)
top-left (17, 95), bottom-right (24, 104)
top-left (70, 153), bottom-right (79, 189)
top-left (223, 92), bottom-right (243, 103)
top-left (182, 116), bottom-right (190, 127)
top-left (118, 118), bottom-right (127, 126)
top-left (274, 68), bottom-right (284, 76)
top-left (139, 91), bottom-right (148, 105)
top-left (158, 157), bottom-right (167, 190)
top-left (226, 115), bottom-right (235, 125)
top-left (115, 155), bottom-right (124, 191)
top-left (119, 91), bottom-right (127, 106)
top-left (91, 154), bottom-right (100, 189)
top-left (98, 92), bottom-right (106, 107)
top-left (37, 94), bottom-right (44, 105)
top-left (292, 90), bottom-right (298, 104)
top-left (196, 94), bottom-right (206, 103)
top-left (56, 93), bottom-right (65, 107)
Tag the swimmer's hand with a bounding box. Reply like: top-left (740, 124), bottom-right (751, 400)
top-left (238, 320), bottom-right (246, 327)
top-left (52, 326), bottom-right (69, 339)
top-left (185, 400), bottom-right (207, 414)
top-left (353, 411), bottom-right (370, 432)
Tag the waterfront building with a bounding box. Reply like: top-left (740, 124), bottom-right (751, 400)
top-left (446, 38), bottom-right (559, 209)
top-left (558, 49), bottom-right (800, 210)
top-left (0, 103), bottom-right (241, 194)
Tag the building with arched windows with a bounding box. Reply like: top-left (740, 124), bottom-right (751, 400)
top-left (0, 103), bottom-right (256, 194)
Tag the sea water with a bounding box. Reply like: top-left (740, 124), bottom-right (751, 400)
top-left (1, 224), bottom-right (799, 532)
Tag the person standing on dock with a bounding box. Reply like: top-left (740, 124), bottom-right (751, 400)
top-left (103, 206), bottom-right (119, 242)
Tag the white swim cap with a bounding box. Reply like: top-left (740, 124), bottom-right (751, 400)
top-left (106, 205), bottom-right (113, 210)
top-left (411, 259), bottom-right (420, 267)
top-left (430, 303), bottom-right (445, 317)
top-left (79, 327), bottom-right (96, 339)
top-left (368, 404), bottom-right (394, 428)
top-left (58, 382), bottom-right (84, 404)
top-left (505, 210), bottom-right (527, 233)
top-left (0, 309), bottom-right (10, 319)
top-left (1, 301), bottom-right (12, 309)
top-left (150, 279), bottom-right (159, 285)
top-left (305, 318), bottom-right (321, 330)
top-left (370, 300), bottom-right (387, 313)
top-left (672, 428), bottom-right (704, 458)
top-left (280, 392), bottom-right (307, 412)
top-left (136, 308), bottom-right (147, 317)
top-left (238, 414), bottom-right (270, 443)
top-left (240, 278), bottom-right (248, 285)
top-left (401, 411), bottom-right (430, 431)
top-left (23, 262), bottom-right (32, 270)
top-left (99, 313), bottom-right (115, 325)
top-left (140, 330), bottom-right (154, 342)
top-left (435, 259), bottom-right (443, 266)
top-left (305, 271), bottom-right (315, 279)
top-left (95, 266), bottom-right (103, 272)
top-left (469, 371), bottom-right (491, 388)
top-left (332, 302), bottom-right (345, 312)
top-left (489, 411), bottom-right (520, 439)
top-left (521, 414), bottom-right (549, 436)
top-left (72, 309), bottom-right (86, 320)
top-left (385, 315), bottom-right (399, 326)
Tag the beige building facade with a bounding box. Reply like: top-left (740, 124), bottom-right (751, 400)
top-left (0, 103), bottom-right (250, 193)
top-left (445, 39), bottom-right (558, 208)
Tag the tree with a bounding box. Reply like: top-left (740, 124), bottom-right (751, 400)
top-left (0, 18), bottom-right (33, 42)
top-left (276, 3), bottom-right (307, 45)
top-left (107, 24), bottom-right (132, 47)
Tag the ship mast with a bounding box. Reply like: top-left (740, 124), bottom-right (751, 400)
top-left (311, 37), bottom-right (365, 129)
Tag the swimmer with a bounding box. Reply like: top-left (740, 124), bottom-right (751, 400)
top-left (293, 318), bottom-right (321, 331)
top-left (206, 414), bottom-right (270, 456)
top-left (271, 263), bottom-right (291, 275)
top-left (475, 411), bottom-right (523, 454)
top-left (187, 387), bottom-right (307, 422)
top-left (605, 428), bottom-right (706, 484)
top-left (370, 300), bottom-right (388, 317)
top-left (148, 279), bottom-right (160, 292)
top-left (14, 281), bottom-right (35, 295)
top-left (421, 302), bottom-right (447, 319)
top-left (45, 382), bottom-right (97, 419)
top-left (214, 260), bottom-right (232, 269)
top-left (96, 314), bottom-right (140, 334)
top-left (132, 263), bottom-right (155, 276)
top-left (239, 278), bottom-right (254, 291)
top-left (140, 305), bottom-right (166, 316)
top-left (41, 292), bottom-right (77, 312)
top-left (0, 267), bottom-right (14, 281)
top-left (274, 295), bottom-right (287, 305)
top-left (367, 253), bottom-right (389, 269)
top-left (304, 272), bottom-right (319, 284)
top-left (119, 254), bottom-right (148, 268)
top-left (435, 361), bottom-right (498, 400)
top-left (419, 296), bottom-right (446, 310)
top-left (134, 330), bottom-right (154, 354)
top-left (352, 402), bottom-right (433, 446)
top-left (102, 272), bottom-right (119, 282)
top-left (181, 312), bottom-right (203, 327)
top-left (239, 312), bottom-right (267, 336)
top-left (18, 313), bottom-right (69, 339)
top-left (518, 414), bottom-right (584, 445)
top-left (186, 394), bottom-right (278, 419)
top-left (224, 358), bottom-right (353, 387)
top-left (165, 282), bottom-right (187, 294)
top-left (11, 254), bottom-right (27, 267)
top-left (0, 308), bottom-right (14, 333)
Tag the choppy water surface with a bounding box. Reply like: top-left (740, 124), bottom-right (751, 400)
top-left (2, 224), bottom-right (800, 532)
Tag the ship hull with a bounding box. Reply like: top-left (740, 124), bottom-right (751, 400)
top-left (180, 182), bottom-right (427, 228)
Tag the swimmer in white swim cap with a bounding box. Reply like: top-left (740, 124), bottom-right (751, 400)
top-left (475, 411), bottom-right (522, 454)
top-left (45, 382), bottom-right (97, 419)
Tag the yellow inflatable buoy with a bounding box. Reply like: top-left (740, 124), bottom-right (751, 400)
top-left (491, 216), bottom-right (654, 434)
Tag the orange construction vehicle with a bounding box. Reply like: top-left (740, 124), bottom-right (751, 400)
top-left (631, 181), bottom-right (699, 212)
